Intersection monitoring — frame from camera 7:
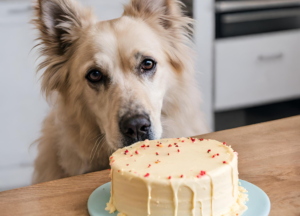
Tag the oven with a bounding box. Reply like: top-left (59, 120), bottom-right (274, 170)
top-left (215, 0), bottom-right (300, 38)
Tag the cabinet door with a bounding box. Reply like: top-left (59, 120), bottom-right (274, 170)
top-left (215, 31), bottom-right (300, 111)
top-left (0, 3), bottom-right (49, 190)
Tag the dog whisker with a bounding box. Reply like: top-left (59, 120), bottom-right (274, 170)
top-left (90, 139), bottom-right (102, 163)
top-left (89, 136), bottom-right (101, 160)
top-left (90, 134), bottom-right (106, 163)
top-left (96, 136), bottom-right (107, 160)
top-left (92, 132), bottom-right (103, 141)
top-left (90, 134), bottom-right (104, 161)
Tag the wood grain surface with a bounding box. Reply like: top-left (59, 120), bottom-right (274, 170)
top-left (1, 116), bottom-right (300, 216)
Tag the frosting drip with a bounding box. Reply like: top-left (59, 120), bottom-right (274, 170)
top-left (200, 201), bottom-right (203, 216)
top-left (147, 184), bottom-right (152, 216)
top-left (206, 174), bottom-right (214, 216)
top-left (229, 164), bottom-right (235, 197)
top-left (191, 187), bottom-right (196, 216)
top-left (170, 181), bottom-right (180, 216)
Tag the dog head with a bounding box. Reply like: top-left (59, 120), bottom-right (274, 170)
top-left (34, 0), bottom-right (193, 149)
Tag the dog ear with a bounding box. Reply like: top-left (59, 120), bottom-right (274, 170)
top-left (124, 0), bottom-right (187, 30)
top-left (124, 0), bottom-right (193, 74)
top-left (33, 0), bottom-right (97, 96)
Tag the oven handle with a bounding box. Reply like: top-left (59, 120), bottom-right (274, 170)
top-left (216, 0), bottom-right (300, 12)
top-left (222, 8), bottom-right (300, 24)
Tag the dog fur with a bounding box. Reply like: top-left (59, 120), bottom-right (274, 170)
top-left (32, 0), bottom-right (208, 184)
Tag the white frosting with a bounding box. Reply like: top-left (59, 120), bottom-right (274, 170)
top-left (106, 138), bottom-right (248, 216)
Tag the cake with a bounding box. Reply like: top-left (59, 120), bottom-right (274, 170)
top-left (106, 137), bottom-right (248, 216)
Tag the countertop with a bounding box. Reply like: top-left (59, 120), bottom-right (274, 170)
top-left (1, 116), bottom-right (300, 216)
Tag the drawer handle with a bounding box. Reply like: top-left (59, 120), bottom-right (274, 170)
top-left (258, 53), bottom-right (283, 61)
top-left (223, 9), bottom-right (300, 24)
top-left (216, 0), bottom-right (300, 13)
top-left (8, 6), bottom-right (32, 14)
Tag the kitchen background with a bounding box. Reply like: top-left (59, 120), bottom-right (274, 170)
top-left (1, 0), bottom-right (300, 191)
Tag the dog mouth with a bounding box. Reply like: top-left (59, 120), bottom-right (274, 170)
top-left (119, 114), bottom-right (154, 146)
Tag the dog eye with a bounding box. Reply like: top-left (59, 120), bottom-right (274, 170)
top-left (86, 70), bottom-right (102, 82)
top-left (141, 59), bottom-right (156, 72)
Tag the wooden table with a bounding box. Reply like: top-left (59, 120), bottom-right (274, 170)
top-left (1, 116), bottom-right (300, 216)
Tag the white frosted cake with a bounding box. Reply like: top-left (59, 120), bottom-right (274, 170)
top-left (106, 137), bottom-right (248, 216)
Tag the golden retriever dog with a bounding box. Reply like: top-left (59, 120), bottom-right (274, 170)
top-left (32, 0), bottom-right (208, 184)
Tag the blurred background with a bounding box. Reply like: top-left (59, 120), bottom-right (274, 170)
top-left (1, 0), bottom-right (300, 191)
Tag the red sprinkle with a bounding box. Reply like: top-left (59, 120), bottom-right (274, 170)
top-left (135, 150), bottom-right (139, 154)
top-left (181, 175), bottom-right (184, 178)
top-left (217, 153), bottom-right (219, 156)
top-left (223, 161), bottom-right (227, 164)
top-left (223, 142), bottom-right (226, 145)
top-left (108, 169), bottom-right (111, 171)
top-left (197, 175), bottom-right (200, 178)
top-left (201, 170), bottom-right (206, 175)
top-left (200, 138), bottom-right (204, 141)
top-left (148, 164), bottom-right (151, 168)
top-left (126, 164), bottom-right (129, 166)
top-left (144, 173), bottom-right (150, 177)
top-left (110, 156), bottom-right (113, 160)
top-left (174, 143), bottom-right (177, 145)
top-left (191, 138), bottom-right (196, 142)
top-left (182, 140), bottom-right (184, 142)
top-left (212, 155), bottom-right (215, 158)
top-left (147, 145), bottom-right (150, 147)
top-left (178, 149), bottom-right (180, 152)
top-left (156, 152), bottom-right (159, 155)
top-left (207, 149), bottom-right (211, 153)
top-left (168, 176), bottom-right (172, 179)
top-left (168, 153), bottom-right (170, 155)
top-left (141, 144), bottom-right (146, 148)
top-left (168, 144), bottom-right (172, 147)
top-left (124, 150), bottom-right (129, 155)
top-left (157, 144), bottom-right (160, 147)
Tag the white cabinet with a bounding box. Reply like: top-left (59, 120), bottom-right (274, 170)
top-left (215, 30), bottom-right (300, 111)
top-left (0, 2), bottom-right (48, 191)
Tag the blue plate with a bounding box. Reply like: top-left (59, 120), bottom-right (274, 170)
top-left (87, 180), bottom-right (270, 216)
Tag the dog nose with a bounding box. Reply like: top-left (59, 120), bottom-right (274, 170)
top-left (120, 115), bottom-right (151, 141)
